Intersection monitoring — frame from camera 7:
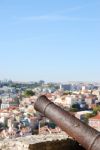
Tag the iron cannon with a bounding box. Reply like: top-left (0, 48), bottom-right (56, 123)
top-left (34, 95), bottom-right (100, 150)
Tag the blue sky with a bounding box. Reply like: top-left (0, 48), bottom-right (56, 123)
top-left (0, 0), bottom-right (100, 82)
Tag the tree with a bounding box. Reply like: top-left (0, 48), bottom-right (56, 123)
top-left (82, 107), bottom-right (100, 124)
top-left (72, 103), bottom-right (80, 109)
top-left (24, 90), bottom-right (35, 97)
top-left (83, 113), bottom-right (96, 124)
top-left (63, 91), bottom-right (72, 95)
top-left (0, 99), bottom-right (2, 109)
top-left (70, 107), bottom-right (79, 112)
top-left (93, 106), bottom-right (100, 115)
top-left (70, 103), bottom-right (80, 112)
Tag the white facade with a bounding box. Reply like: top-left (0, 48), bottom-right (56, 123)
top-left (1, 103), bottom-right (10, 109)
top-left (66, 96), bottom-right (77, 108)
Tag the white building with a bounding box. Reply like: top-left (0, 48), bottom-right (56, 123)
top-left (66, 96), bottom-right (77, 108)
top-left (1, 103), bottom-right (10, 109)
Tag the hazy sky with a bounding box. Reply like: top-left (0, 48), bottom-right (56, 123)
top-left (0, 0), bottom-right (100, 82)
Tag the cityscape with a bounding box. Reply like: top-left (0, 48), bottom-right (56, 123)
top-left (0, 0), bottom-right (100, 150)
top-left (0, 79), bottom-right (100, 137)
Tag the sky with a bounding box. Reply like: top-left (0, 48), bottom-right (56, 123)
top-left (0, 0), bottom-right (100, 82)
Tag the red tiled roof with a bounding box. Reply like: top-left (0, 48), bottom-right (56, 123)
top-left (39, 126), bottom-right (62, 134)
top-left (89, 115), bottom-right (100, 120)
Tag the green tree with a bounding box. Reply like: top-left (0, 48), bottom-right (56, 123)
top-left (93, 106), bottom-right (100, 115)
top-left (63, 91), bottom-right (72, 95)
top-left (70, 107), bottom-right (79, 112)
top-left (83, 113), bottom-right (96, 124)
top-left (83, 107), bottom-right (100, 124)
top-left (24, 90), bottom-right (35, 97)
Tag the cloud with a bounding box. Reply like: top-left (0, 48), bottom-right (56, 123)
top-left (53, 6), bottom-right (82, 15)
top-left (20, 15), bottom-right (100, 22)
top-left (17, 5), bottom-right (100, 22)
top-left (17, 6), bottom-right (82, 22)
top-left (21, 15), bottom-right (80, 21)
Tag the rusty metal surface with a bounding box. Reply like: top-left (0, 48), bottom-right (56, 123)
top-left (34, 95), bottom-right (100, 150)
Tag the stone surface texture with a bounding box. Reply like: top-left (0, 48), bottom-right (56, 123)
top-left (0, 133), bottom-right (68, 150)
top-left (0, 133), bottom-right (85, 150)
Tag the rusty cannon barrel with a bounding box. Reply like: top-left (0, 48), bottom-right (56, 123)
top-left (34, 95), bottom-right (100, 150)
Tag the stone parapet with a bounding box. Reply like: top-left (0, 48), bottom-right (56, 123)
top-left (0, 133), bottom-right (85, 150)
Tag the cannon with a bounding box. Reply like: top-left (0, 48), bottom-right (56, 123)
top-left (34, 95), bottom-right (100, 150)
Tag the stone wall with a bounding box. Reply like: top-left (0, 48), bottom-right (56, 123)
top-left (0, 133), bottom-right (85, 150)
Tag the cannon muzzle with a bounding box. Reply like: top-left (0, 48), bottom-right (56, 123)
top-left (34, 95), bottom-right (100, 150)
